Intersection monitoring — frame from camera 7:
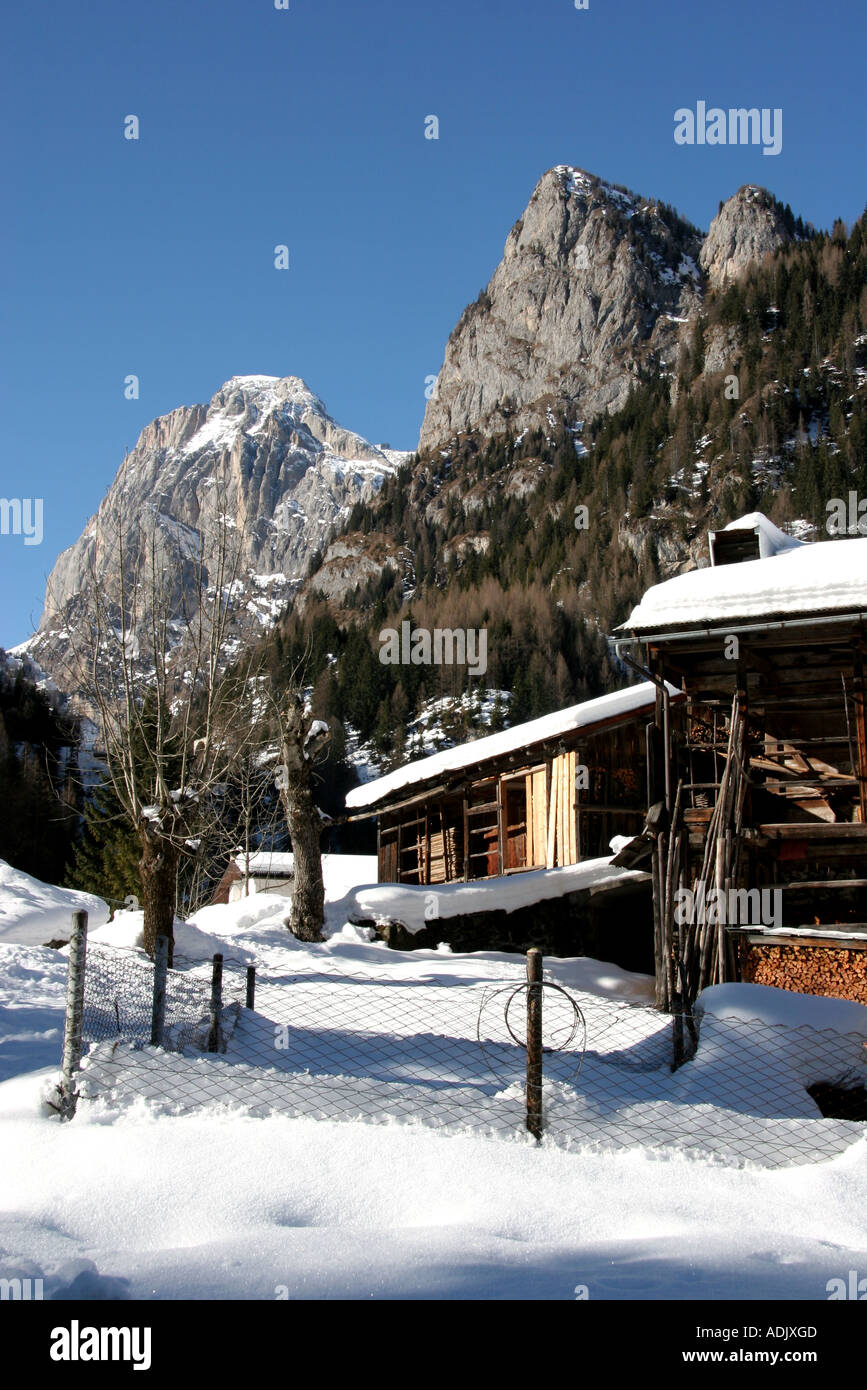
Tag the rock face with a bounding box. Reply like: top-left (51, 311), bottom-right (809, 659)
top-left (699, 185), bottom-right (794, 290)
top-left (418, 166), bottom-right (704, 453)
top-left (418, 170), bottom-right (804, 455)
top-left (29, 376), bottom-right (408, 691)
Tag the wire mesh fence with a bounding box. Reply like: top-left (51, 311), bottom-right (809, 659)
top-left (82, 944), bottom-right (244, 1053)
top-left (62, 919), bottom-right (867, 1169)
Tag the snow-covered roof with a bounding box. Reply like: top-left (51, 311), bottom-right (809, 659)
top-left (232, 851), bottom-right (295, 877)
top-left (713, 512), bottom-right (805, 560)
top-left (344, 856), bottom-right (649, 932)
top-left (345, 682), bottom-right (673, 810)
top-left (619, 514), bottom-right (867, 636)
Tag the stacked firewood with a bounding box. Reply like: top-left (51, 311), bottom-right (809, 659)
top-left (743, 943), bottom-right (867, 1005)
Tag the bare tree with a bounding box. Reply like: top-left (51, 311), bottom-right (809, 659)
top-left (204, 735), bottom-right (286, 903)
top-left (63, 484), bottom-right (268, 961)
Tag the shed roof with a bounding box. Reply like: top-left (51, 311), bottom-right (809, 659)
top-left (618, 514), bottom-right (867, 637)
top-left (345, 681), bottom-right (674, 811)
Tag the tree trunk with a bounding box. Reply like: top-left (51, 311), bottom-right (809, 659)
top-left (138, 828), bottom-right (179, 964)
top-left (278, 699), bottom-right (330, 943)
top-left (279, 776), bottom-right (325, 942)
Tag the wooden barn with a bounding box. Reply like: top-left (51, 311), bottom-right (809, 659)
top-left (345, 683), bottom-right (679, 885)
top-left (615, 512), bottom-right (867, 1009)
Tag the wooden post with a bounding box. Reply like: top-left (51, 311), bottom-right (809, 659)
top-left (150, 934), bottom-right (169, 1046)
top-left (526, 948), bottom-right (543, 1141)
top-left (663, 783), bottom-right (683, 1013)
top-left (651, 834), bottom-right (666, 1010)
top-left (546, 760), bottom-right (558, 869)
top-left (245, 965), bottom-right (256, 1011)
top-left (715, 833), bottom-right (727, 986)
top-left (59, 910), bottom-right (88, 1121)
top-left (854, 657), bottom-right (867, 825)
top-left (497, 776), bottom-right (505, 877)
top-left (662, 684), bottom-right (672, 813)
top-left (672, 844), bottom-right (686, 1069)
top-left (207, 953), bottom-right (223, 1053)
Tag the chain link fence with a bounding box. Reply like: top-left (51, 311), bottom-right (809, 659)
top-left (81, 944), bottom-right (245, 1053)
top-left (56, 913), bottom-right (867, 1168)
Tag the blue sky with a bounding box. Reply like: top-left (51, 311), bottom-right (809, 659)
top-left (1, 0), bottom-right (865, 647)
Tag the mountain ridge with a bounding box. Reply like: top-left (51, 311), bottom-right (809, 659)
top-left (417, 167), bottom-right (806, 454)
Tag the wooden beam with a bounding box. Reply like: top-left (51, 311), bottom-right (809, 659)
top-left (854, 654), bottom-right (867, 824)
top-left (497, 776), bottom-right (505, 877)
top-left (546, 760), bottom-right (558, 870)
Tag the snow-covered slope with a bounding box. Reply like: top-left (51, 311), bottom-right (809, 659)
top-left (0, 860), bottom-right (108, 947)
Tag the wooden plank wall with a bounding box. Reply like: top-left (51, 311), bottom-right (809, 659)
top-left (531, 768), bottom-right (548, 865)
top-left (542, 752), bottom-right (578, 868)
top-left (377, 728), bottom-right (640, 883)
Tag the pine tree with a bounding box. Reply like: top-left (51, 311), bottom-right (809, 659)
top-left (67, 782), bottom-right (141, 907)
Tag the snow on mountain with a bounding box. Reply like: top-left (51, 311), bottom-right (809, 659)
top-left (700, 185), bottom-right (798, 290)
top-left (417, 169), bottom-right (805, 455)
top-left (25, 376), bottom-right (411, 695)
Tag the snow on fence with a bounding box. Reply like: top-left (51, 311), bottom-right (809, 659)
top-left (55, 913), bottom-right (867, 1167)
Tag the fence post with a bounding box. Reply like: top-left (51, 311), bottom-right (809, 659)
top-left (150, 935), bottom-right (169, 1046)
top-left (207, 953), bottom-right (224, 1053)
top-left (526, 947), bottom-right (543, 1141)
top-left (58, 910), bottom-right (88, 1121)
top-left (245, 965), bottom-right (256, 1011)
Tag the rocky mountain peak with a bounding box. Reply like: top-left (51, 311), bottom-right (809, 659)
top-left (27, 377), bottom-right (410, 697)
top-left (418, 165), bottom-right (704, 454)
top-left (699, 184), bottom-right (795, 290)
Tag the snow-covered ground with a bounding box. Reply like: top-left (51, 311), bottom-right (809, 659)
top-left (0, 860), bottom-right (109, 947)
top-left (0, 858), bottom-right (866, 1301)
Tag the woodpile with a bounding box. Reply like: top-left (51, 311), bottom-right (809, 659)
top-left (741, 943), bottom-right (867, 1005)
